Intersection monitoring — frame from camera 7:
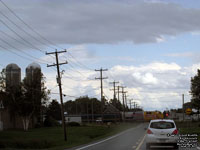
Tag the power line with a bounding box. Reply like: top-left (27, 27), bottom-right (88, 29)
top-left (0, 44), bottom-right (39, 62)
top-left (0, 0), bottom-right (93, 72)
top-left (0, 37), bottom-right (49, 64)
top-left (0, 0), bottom-right (56, 50)
top-left (0, 18), bottom-right (45, 53)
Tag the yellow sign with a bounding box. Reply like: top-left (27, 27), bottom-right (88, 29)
top-left (185, 108), bottom-right (192, 115)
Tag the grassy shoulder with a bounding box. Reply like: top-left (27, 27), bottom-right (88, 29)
top-left (175, 121), bottom-right (200, 142)
top-left (0, 122), bottom-right (140, 150)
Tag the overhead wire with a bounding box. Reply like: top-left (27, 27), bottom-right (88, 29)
top-left (0, 0), bottom-right (93, 72)
top-left (0, 37), bottom-right (49, 64)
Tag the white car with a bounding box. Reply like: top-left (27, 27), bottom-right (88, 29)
top-left (146, 119), bottom-right (179, 149)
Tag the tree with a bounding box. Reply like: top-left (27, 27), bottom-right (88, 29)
top-left (64, 96), bottom-right (101, 115)
top-left (47, 99), bottom-right (61, 120)
top-left (0, 69), bottom-right (6, 91)
top-left (6, 73), bottom-right (50, 131)
top-left (109, 98), bottom-right (123, 111)
top-left (190, 69), bottom-right (200, 118)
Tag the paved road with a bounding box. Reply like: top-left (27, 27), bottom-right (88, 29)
top-left (66, 123), bottom-right (199, 150)
top-left (140, 136), bottom-right (199, 150)
top-left (66, 123), bottom-right (147, 150)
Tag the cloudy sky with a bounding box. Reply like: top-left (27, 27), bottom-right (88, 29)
top-left (0, 0), bottom-right (200, 111)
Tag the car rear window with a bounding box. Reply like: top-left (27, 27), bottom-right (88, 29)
top-left (150, 121), bottom-right (175, 129)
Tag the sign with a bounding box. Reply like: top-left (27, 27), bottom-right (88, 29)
top-left (185, 108), bottom-right (192, 115)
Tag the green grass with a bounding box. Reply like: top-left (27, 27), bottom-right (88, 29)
top-left (175, 121), bottom-right (200, 142)
top-left (0, 122), bottom-right (139, 150)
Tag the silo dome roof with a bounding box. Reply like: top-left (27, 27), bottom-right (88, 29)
top-left (27, 62), bottom-right (41, 69)
top-left (6, 63), bottom-right (20, 69)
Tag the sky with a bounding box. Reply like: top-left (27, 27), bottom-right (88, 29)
top-left (0, 0), bottom-right (200, 111)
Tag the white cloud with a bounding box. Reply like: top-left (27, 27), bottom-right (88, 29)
top-left (43, 61), bottom-right (197, 111)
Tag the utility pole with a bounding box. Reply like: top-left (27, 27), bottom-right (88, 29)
top-left (182, 94), bottom-right (185, 121)
top-left (95, 68), bottom-right (108, 122)
top-left (110, 81), bottom-right (119, 106)
top-left (129, 99), bottom-right (133, 110)
top-left (46, 49), bottom-right (67, 141)
top-left (117, 86), bottom-right (120, 102)
top-left (91, 99), bottom-right (94, 123)
top-left (119, 86), bottom-right (127, 121)
top-left (133, 102), bottom-right (136, 110)
top-left (76, 100), bottom-right (78, 115)
top-left (124, 93), bottom-right (128, 110)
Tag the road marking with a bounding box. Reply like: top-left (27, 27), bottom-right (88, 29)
top-left (76, 124), bottom-right (143, 150)
top-left (197, 146), bottom-right (200, 150)
top-left (135, 134), bottom-right (146, 150)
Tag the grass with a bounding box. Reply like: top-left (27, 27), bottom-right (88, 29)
top-left (175, 121), bottom-right (200, 142)
top-left (0, 122), bottom-right (140, 150)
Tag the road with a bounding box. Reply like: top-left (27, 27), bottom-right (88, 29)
top-left (66, 123), bottom-right (199, 150)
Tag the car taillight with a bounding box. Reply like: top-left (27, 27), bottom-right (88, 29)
top-left (172, 129), bottom-right (178, 135)
top-left (147, 129), bottom-right (153, 134)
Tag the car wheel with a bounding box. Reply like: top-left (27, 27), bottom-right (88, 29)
top-left (146, 143), bottom-right (150, 150)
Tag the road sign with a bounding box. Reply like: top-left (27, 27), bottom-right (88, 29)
top-left (185, 108), bottom-right (192, 115)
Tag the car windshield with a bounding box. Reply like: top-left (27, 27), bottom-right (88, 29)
top-left (150, 121), bottom-right (175, 129)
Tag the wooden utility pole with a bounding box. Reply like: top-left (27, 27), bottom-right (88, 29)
top-left (91, 99), bottom-right (94, 122)
top-left (95, 68), bottom-right (108, 121)
top-left (46, 49), bottom-right (67, 141)
top-left (119, 86), bottom-right (127, 121)
top-left (110, 81), bottom-right (119, 106)
top-left (133, 102), bottom-right (136, 110)
top-left (182, 94), bottom-right (185, 121)
top-left (117, 86), bottom-right (120, 102)
top-left (129, 99), bottom-right (133, 110)
top-left (124, 92), bottom-right (128, 110)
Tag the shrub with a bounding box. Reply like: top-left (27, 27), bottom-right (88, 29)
top-left (67, 122), bottom-right (80, 127)
top-left (44, 116), bottom-right (60, 127)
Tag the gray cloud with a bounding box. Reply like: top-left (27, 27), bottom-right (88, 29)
top-left (0, 0), bottom-right (200, 47)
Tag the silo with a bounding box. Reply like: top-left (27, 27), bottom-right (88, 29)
top-left (6, 63), bottom-right (21, 90)
top-left (26, 62), bottom-right (42, 124)
top-left (25, 62), bottom-right (41, 88)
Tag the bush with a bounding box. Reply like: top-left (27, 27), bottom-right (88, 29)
top-left (67, 122), bottom-right (80, 127)
top-left (44, 116), bottom-right (60, 127)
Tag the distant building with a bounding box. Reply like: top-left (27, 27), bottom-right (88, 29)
top-left (65, 115), bottom-right (82, 123)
